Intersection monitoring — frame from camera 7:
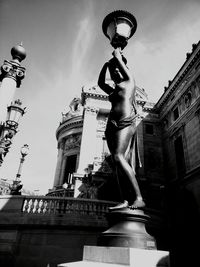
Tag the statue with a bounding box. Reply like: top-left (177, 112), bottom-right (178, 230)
top-left (9, 180), bottom-right (23, 195)
top-left (98, 47), bottom-right (145, 210)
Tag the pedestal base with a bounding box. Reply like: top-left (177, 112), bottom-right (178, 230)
top-left (58, 246), bottom-right (170, 267)
top-left (98, 208), bottom-right (156, 249)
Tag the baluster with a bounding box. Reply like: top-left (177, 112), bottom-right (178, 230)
top-left (43, 200), bottom-right (48, 214)
top-left (80, 201), bottom-right (85, 214)
top-left (28, 199), bottom-right (34, 213)
top-left (32, 199), bottom-right (38, 213)
top-left (22, 199), bottom-right (28, 212)
top-left (48, 199), bottom-right (52, 213)
top-left (38, 199), bottom-right (44, 213)
top-left (49, 199), bottom-right (55, 213)
top-left (63, 199), bottom-right (68, 213)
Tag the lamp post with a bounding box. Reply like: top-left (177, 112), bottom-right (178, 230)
top-left (0, 99), bottom-right (26, 166)
top-left (98, 11), bottom-right (157, 250)
top-left (10, 144), bottom-right (29, 195)
top-left (0, 44), bottom-right (27, 166)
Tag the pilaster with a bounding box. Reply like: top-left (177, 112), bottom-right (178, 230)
top-left (77, 106), bottom-right (99, 174)
top-left (53, 140), bottom-right (65, 188)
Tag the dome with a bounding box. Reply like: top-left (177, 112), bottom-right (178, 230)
top-left (11, 44), bottom-right (26, 62)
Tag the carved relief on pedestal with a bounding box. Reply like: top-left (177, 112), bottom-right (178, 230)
top-left (64, 134), bottom-right (81, 152)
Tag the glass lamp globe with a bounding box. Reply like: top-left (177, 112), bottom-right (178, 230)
top-left (20, 144), bottom-right (29, 157)
top-left (102, 10), bottom-right (137, 49)
top-left (6, 99), bottom-right (26, 128)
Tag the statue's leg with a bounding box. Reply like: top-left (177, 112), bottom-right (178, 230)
top-left (110, 125), bottom-right (145, 209)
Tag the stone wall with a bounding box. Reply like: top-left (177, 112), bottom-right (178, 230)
top-left (0, 196), bottom-right (167, 267)
top-left (0, 196), bottom-right (112, 267)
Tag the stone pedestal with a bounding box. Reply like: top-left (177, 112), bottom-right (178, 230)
top-left (98, 208), bottom-right (156, 250)
top-left (58, 246), bottom-right (169, 267)
top-left (58, 208), bottom-right (169, 267)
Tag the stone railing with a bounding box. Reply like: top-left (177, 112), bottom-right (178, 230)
top-left (22, 196), bottom-right (116, 215)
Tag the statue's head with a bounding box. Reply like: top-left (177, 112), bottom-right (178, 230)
top-left (108, 56), bottom-right (127, 84)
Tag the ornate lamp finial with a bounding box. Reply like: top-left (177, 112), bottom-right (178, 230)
top-left (11, 44), bottom-right (26, 62)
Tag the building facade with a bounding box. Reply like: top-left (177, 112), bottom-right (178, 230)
top-left (49, 41), bottom-right (200, 264)
top-left (49, 83), bottom-right (164, 208)
top-left (156, 41), bottom-right (200, 266)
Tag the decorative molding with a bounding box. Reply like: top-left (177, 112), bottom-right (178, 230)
top-left (56, 118), bottom-right (83, 139)
top-left (156, 42), bottom-right (200, 110)
top-left (64, 134), bottom-right (81, 151)
top-left (85, 106), bottom-right (99, 115)
top-left (97, 117), bottom-right (108, 131)
top-left (170, 123), bottom-right (185, 139)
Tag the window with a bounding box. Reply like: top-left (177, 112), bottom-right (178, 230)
top-left (173, 107), bottom-right (179, 121)
top-left (145, 124), bottom-right (154, 135)
top-left (174, 136), bottom-right (186, 178)
top-left (64, 155), bottom-right (77, 183)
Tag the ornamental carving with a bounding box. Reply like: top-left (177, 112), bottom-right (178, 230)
top-left (62, 98), bottom-right (83, 122)
top-left (97, 117), bottom-right (108, 131)
top-left (85, 106), bottom-right (99, 115)
top-left (64, 134), bottom-right (81, 151)
top-left (0, 60), bottom-right (26, 88)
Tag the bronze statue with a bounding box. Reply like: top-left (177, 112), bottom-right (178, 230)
top-left (98, 48), bottom-right (145, 209)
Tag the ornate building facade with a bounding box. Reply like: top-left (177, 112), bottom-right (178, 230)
top-left (50, 40), bottom-right (200, 228)
top-left (48, 83), bottom-right (163, 207)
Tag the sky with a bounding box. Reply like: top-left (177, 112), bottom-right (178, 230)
top-left (0, 0), bottom-right (200, 194)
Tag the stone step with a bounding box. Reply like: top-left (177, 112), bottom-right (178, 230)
top-left (58, 246), bottom-right (170, 267)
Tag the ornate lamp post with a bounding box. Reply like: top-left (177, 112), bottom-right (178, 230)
top-left (98, 11), bottom-right (156, 250)
top-left (10, 144), bottom-right (29, 195)
top-left (0, 44), bottom-right (27, 166)
top-left (102, 10), bottom-right (137, 50)
top-left (0, 99), bottom-right (26, 166)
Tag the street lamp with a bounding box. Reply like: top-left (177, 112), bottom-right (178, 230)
top-left (102, 10), bottom-right (137, 50)
top-left (10, 144), bottom-right (29, 195)
top-left (0, 99), bottom-right (26, 166)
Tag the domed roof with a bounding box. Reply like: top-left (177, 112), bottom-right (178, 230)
top-left (11, 44), bottom-right (26, 62)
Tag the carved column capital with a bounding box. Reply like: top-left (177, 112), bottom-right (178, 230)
top-left (0, 60), bottom-right (26, 88)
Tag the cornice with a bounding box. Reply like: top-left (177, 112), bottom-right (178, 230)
top-left (156, 41), bottom-right (200, 111)
top-left (82, 91), bottom-right (108, 102)
top-left (56, 116), bottom-right (83, 139)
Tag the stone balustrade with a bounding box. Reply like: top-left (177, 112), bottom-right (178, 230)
top-left (22, 196), bottom-right (116, 215)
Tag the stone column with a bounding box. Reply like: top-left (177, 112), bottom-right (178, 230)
top-left (53, 140), bottom-right (65, 188)
top-left (77, 106), bottom-right (99, 174)
top-left (58, 157), bottom-right (67, 186)
top-left (0, 45), bottom-right (26, 122)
